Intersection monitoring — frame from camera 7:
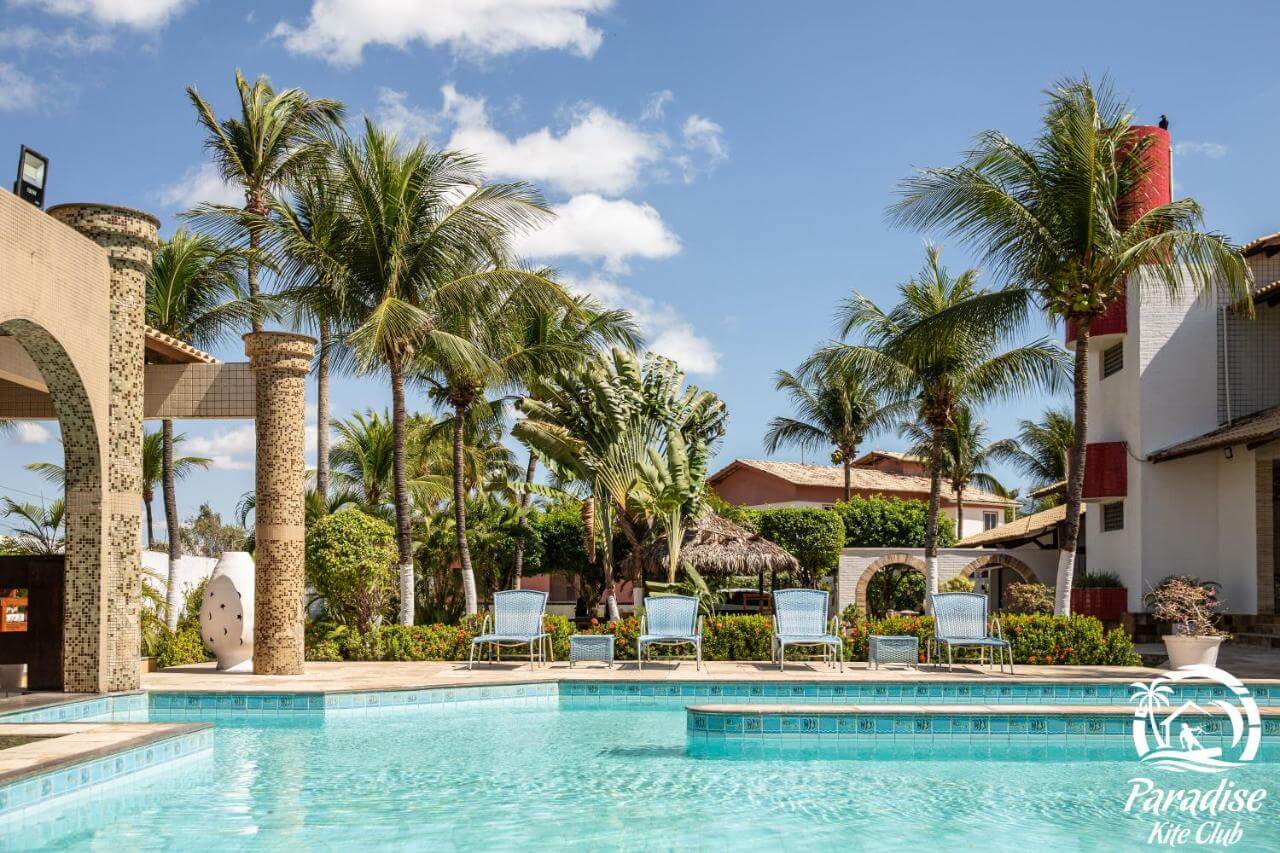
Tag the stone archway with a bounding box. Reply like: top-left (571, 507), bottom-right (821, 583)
top-left (0, 319), bottom-right (107, 690)
top-left (855, 553), bottom-right (928, 611)
top-left (959, 553), bottom-right (1036, 583)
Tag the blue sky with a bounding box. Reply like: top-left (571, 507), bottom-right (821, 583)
top-left (2, 0), bottom-right (1278, 526)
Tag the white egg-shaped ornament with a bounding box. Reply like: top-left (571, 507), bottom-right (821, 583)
top-left (200, 551), bottom-right (255, 671)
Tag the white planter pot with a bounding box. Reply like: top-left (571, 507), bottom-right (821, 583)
top-left (1162, 634), bottom-right (1224, 669)
top-left (200, 551), bottom-right (255, 672)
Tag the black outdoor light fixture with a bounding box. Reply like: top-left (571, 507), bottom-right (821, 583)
top-left (13, 145), bottom-right (48, 209)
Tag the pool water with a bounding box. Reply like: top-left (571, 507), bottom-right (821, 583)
top-left (7, 702), bottom-right (1280, 851)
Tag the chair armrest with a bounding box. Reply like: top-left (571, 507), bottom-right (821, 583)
top-left (696, 615), bottom-right (704, 638)
top-left (481, 613), bottom-right (492, 635)
top-left (639, 612), bottom-right (647, 637)
top-left (771, 614), bottom-right (779, 634)
top-left (829, 616), bottom-right (840, 637)
top-left (992, 616), bottom-right (1004, 641)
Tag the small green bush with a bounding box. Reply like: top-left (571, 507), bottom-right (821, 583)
top-left (156, 626), bottom-right (210, 668)
top-left (1075, 571), bottom-right (1124, 589)
top-left (941, 575), bottom-right (975, 592)
top-left (306, 510), bottom-right (397, 632)
top-left (1005, 582), bottom-right (1055, 615)
top-left (833, 496), bottom-right (956, 548)
top-left (305, 614), bottom-right (575, 662)
top-left (755, 508), bottom-right (845, 585)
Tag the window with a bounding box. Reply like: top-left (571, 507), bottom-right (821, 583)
top-left (1102, 342), bottom-right (1124, 378)
top-left (1102, 501), bottom-right (1124, 532)
top-left (983, 511), bottom-right (999, 530)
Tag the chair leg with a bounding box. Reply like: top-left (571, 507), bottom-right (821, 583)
top-left (946, 643), bottom-right (953, 672)
top-left (638, 642), bottom-right (643, 671)
top-left (468, 642), bottom-right (475, 671)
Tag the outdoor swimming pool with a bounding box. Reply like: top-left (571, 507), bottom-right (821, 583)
top-left (3, 685), bottom-right (1279, 851)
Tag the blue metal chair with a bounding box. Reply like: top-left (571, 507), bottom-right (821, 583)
top-left (468, 589), bottom-right (552, 669)
top-left (772, 588), bottom-right (843, 672)
top-left (637, 595), bottom-right (702, 670)
top-left (928, 592), bottom-right (1012, 673)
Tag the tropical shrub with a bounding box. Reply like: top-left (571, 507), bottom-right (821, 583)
top-left (866, 566), bottom-right (925, 616)
top-left (305, 510), bottom-right (397, 632)
top-left (156, 626), bottom-right (210, 668)
top-left (832, 496), bottom-right (956, 548)
top-left (1004, 582), bottom-right (1054, 615)
top-left (940, 575), bottom-right (975, 592)
top-left (755, 508), bottom-right (845, 585)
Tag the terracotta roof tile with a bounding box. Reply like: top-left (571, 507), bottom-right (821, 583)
top-left (956, 503), bottom-right (1079, 547)
top-left (711, 458), bottom-right (1014, 505)
top-left (144, 327), bottom-right (218, 364)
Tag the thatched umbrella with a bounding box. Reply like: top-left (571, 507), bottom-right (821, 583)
top-left (645, 513), bottom-right (799, 587)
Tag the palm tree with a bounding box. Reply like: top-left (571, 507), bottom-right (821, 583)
top-left (329, 410), bottom-right (397, 512)
top-left (186, 70), bottom-right (342, 333)
top-left (25, 431), bottom-right (210, 549)
top-left (146, 229), bottom-right (254, 629)
top-left (903, 406), bottom-right (1016, 536)
top-left (514, 349), bottom-right (726, 618)
top-left (889, 77), bottom-right (1250, 614)
top-left (764, 363), bottom-right (903, 501)
top-left (301, 120), bottom-right (555, 624)
top-left (1, 498), bottom-right (65, 555)
top-left (1006, 407), bottom-right (1075, 505)
top-left (509, 294), bottom-right (641, 588)
top-left (808, 246), bottom-right (1065, 603)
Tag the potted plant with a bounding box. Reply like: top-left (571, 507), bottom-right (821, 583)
top-left (1145, 576), bottom-right (1228, 668)
top-left (1071, 571), bottom-right (1128, 620)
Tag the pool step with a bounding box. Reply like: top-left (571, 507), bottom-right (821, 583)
top-left (685, 702), bottom-right (1280, 740)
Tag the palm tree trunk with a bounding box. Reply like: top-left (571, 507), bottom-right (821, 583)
top-left (600, 502), bottom-right (619, 621)
top-left (923, 430), bottom-right (944, 611)
top-left (511, 452), bottom-right (537, 589)
top-left (955, 486), bottom-right (965, 541)
top-left (388, 349), bottom-right (415, 624)
top-left (162, 419), bottom-right (182, 631)
top-left (453, 402), bottom-right (479, 616)
top-left (842, 456), bottom-right (852, 502)
top-left (143, 487), bottom-right (155, 551)
top-left (316, 321), bottom-right (331, 501)
top-left (246, 194), bottom-right (264, 334)
top-left (1055, 320), bottom-right (1090, 616)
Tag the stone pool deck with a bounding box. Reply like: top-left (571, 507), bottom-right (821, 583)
top-left (125, 641), bottom-right (1280, 694)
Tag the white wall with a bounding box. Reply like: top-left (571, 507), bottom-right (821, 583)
top-left (1215, 452), bottom-right (1259, 614)
top-left (141, 551), bottom-right (218, 602)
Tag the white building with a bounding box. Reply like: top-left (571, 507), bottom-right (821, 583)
top-left (1080, 133), bottom-right (1279, 626)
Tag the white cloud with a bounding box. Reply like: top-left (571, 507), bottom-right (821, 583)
top-left (14, 422), bottom-right (53, 444)
top-left (185, 426), bottom-right (254, 471)
top-left (568, 277), bottom-right (718, 375)
top-left (13, 0), bottom-right (192, 29)
top-left (376, 88), bottom-right (441, 143)
top-left (439, 85), bottom-right (663, 196)
top-left (0, 26), bottom-right (114, 52)
top-left (154, 162), bottom-right (242, 211)
top-left (1174, 141), bottom-right (1229, 160)
top-left (0, 63), bottom-right (39, 111)
top-left (515, 194), bottom-right (680, 272)
top-left (642, 89), bottom-right (673, 121)
top-left (274, 0), bottom-right (613, 66)
top-left (682, 115), bottom-right (727, 166)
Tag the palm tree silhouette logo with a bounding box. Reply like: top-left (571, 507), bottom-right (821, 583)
top-left (1129, 665), bottom-right (1261, 773)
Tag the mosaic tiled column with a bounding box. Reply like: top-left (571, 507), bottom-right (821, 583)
top-left (244, 332), bottom-right (315, 675)
top-left (48, 204), bottom-right (157, 693)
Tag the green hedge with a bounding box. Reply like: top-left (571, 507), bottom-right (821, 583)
top-left (306, 612), bottom-right (1142, 667)
top-left (754, 508), bottom-right (845, 584)
top-left (841, 613), bottom-right (1142, 666)
top-left (833, 495), bottom-right (956, 548)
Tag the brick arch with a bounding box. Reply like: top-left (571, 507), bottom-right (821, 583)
top-left (960, 553), bottom-right (1036, 584)
top-left (854, 553), bottom-right (928, 611)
